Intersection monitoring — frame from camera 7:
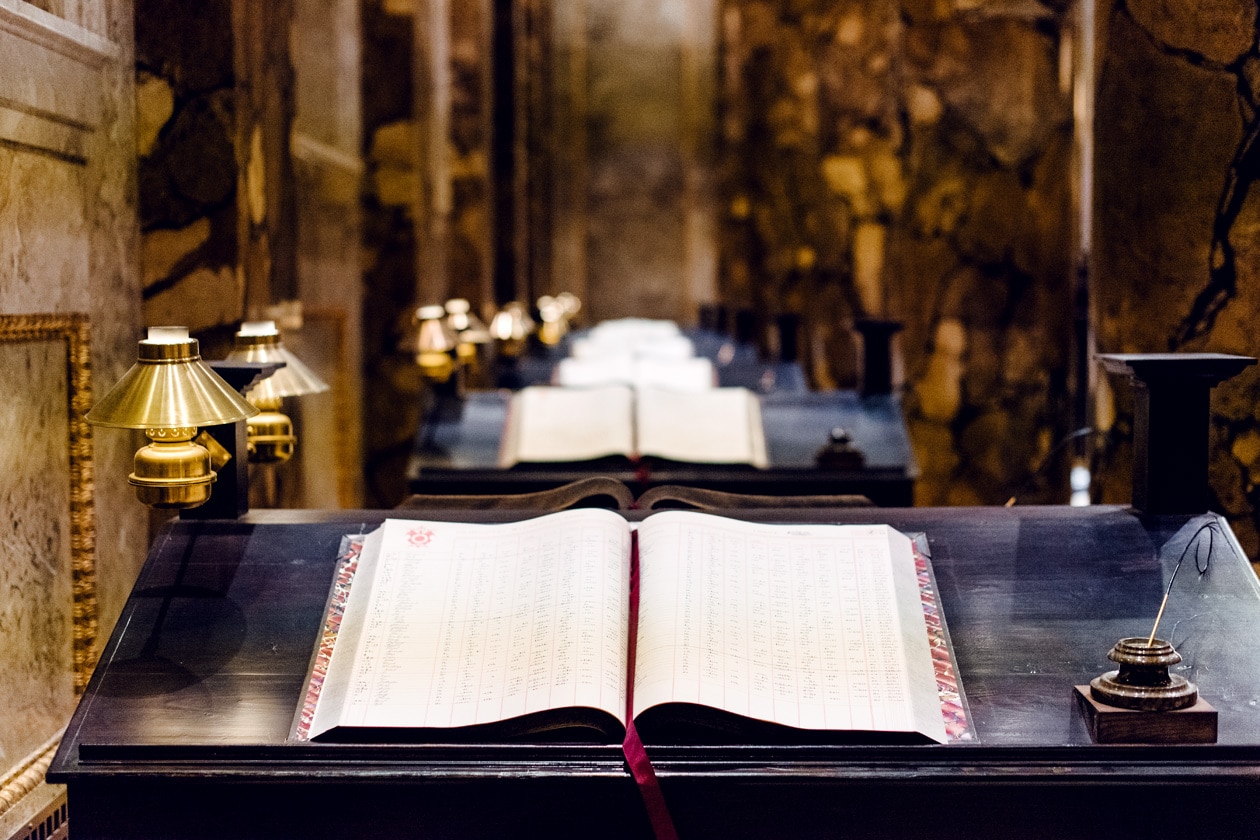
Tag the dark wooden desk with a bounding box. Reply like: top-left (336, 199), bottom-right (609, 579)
top-left (408, 390), bottom-right (918, 506)
top-left (50, 506), bottom-right (1260, 838)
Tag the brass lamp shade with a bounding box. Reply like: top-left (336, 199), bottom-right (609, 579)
top-left (490, 301), bottom-right (536, 359)
top-left (407, 304), bottom-right (458, 381)
top-left (555, 291), bottom-right (581, 319)
top-left (412, 305), bottom-right (457, 351)
top-left (444, 298), bottom-right (491, 343)
top-left (86, 328), bottom-right (258, 429)
top-left (445, 298), bottom-right (491, 365)
top-left (226, 321), bottom-right (330, 403)
top-left (490, 301), bottom-right (535, 342)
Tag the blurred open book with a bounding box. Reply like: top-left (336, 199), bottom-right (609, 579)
top-left (498, 385), bottom-right (768, 468)
top-left (296, 510), bottom-right (969, 746)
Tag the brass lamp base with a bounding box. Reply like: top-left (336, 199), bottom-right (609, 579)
top-left (416, 350), bottom-right (454, 382)
top-left (247, 410), bottom-right (296, 464)
top-left (128, 427), bottom-right (217, 509)
top-left (455, 341), bottom-right (478, 366)
top-left (538, 320), bottom-right (565, 346)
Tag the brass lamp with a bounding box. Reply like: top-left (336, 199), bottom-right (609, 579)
top-left (536, 293), bottom-right (580, 346)
top-left (225, 320), bottom-right (329, 464)
top-left (444, 298), bottom-right (491, 367)
top-left (489, 301), bottom-right (535, 358)
top-left (556, 291), bottom-right (581, 321)
top-left (536, 295), bottom-right (567, 347)
top-left (86, 326), bottom-right (258, 509)
top-left (409, 304), bottom-right (459, 382)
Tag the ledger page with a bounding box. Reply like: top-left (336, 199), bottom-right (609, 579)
top-left (632, 512), bottom-right (946, 743)
top-left (310, 509), bottom-right (630, 737)
top-left (499, 385), bottom-right (635, 466)
top-left (634, 387), bottom-right (768, 466)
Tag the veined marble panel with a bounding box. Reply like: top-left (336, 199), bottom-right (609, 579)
top-left (0, 0), bottom-right (118, 159)
top-left (0, 340), bottom-right (75, 776)
top-left (285, 311), bottom-right (360, 508)
top-left (292, 144), bottom-right (364, 509)
top-left (293, 133), bottom-right (364, 205)
top-left (585, 0), bottom-right (686, 322)
top-left (292, 0), bottom-right (361, 153)
top-left (0, 148), bottom-right (88, 313)
top-left (288, 0), bottom-right (364, 508)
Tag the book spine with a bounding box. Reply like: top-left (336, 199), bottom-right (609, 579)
top-left (622, 530), bottom-right (678, 840)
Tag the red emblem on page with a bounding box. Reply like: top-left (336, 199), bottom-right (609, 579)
top-left (405, 526), bottom-right (435, 547)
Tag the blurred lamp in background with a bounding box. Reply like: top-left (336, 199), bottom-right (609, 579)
top-left (443, 298), bottom-right (491, 368)
top-left (536, 293), bottom-right (580, 347)
top-left (407, 304), bottom-right (459, 383)
top-left (489, 301), bottom-right (535, 358)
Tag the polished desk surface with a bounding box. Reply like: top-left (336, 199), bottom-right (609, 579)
top-left (51, 505), bottom-right (1260, 838)
top-left (409, 390), bottom-right (918, 505)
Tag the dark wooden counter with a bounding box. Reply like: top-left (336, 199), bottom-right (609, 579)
top-left (49, 505), bottom-right (1260, 838)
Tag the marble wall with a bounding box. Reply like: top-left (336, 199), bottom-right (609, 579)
top-left (553, 0), bottom-right (719, 323)
top-left (1094, 0), bottom-right (1260, 554)
top-left (361, 0), bottom-right (423, 506)
top-left (715, 0), bottom-right (1260, 543)
top-left (135, 0), bottom-right (241, 334)
top-left (718, 0), bottom-right (1074, 505)
top-left (0, 340), bottom-right (75, 800)
top-left (136, 0), bottom-right (364, 509)
top-left (361, 0), bottom-right (496, 505)
top-left (0, 0), bottom-right (145, 829)
top-left (289, 0), bottom-right (366, 507)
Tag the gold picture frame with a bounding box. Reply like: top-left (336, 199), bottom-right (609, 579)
top-left (0, 314), bottom-right (98, 692)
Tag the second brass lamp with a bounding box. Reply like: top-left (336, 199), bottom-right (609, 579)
top-left (226, 320), bottom-right (330, 463)
top-left (407, 304), bottom-right (459, 382)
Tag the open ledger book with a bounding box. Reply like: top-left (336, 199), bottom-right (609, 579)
top-left (498, 386), bottom-right (768, 468)
top-left (296, 510), bottom-right (969, 745)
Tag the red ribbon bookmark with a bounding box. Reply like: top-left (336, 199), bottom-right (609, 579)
top-left (622, 531), bottom-right (680, 840)
top-left (623, 720), bottom-right (677, 840)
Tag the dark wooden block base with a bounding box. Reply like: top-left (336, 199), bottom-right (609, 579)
top-left (1073, 685), bottom-right (1217, 744)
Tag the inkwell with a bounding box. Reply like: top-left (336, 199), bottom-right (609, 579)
top-left (1075, 522), bottom-right (1219, 744)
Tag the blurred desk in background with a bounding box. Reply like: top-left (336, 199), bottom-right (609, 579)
top-left (407, 389), bottom-right (917, 505)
